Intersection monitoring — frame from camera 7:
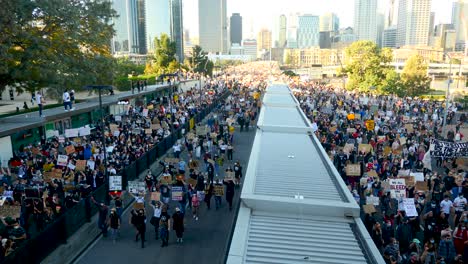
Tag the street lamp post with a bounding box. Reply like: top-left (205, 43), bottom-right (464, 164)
top-left (84, 85), bottom-right (113, 205)
top-left (442, 53), bottom-right (453, 138)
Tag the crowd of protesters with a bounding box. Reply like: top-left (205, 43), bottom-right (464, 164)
top-left (95, 63), bottom-right (268, 248)
top-left (0, 74), bottom-right (236, 259)
top-left (294, 80), bottom-right (467, 264)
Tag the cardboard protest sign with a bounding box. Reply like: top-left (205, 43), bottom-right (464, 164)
top-left (164, 158), bottom-right (179, 164)
top-left (377, 136), bottom-right (386, 143)
top-left (171, 186), bottom-right (183, 201)
top-left (109, 176), bottom-right (122, 191)
top-left (354, 113), bottom-right (361, 120)
top-left (343, 144), bottom-right (354, 154)
top-left (390, 178), bottom-right (406, 198)
top-left (329, 126), bottom-right (337, 133)
top-left (393, 147), bottom-right (403, 155)
top-left (405, 124), bottom-right (414, 133)
top-left (402, 198), bottom-right (418, 217)
top-left (0, 206), bottom-right (21, 218)
top-left (346, 164), bottom-right (361, 176)
top-left (57, 155), bottom-right (68, 166)
top-left (76, 160), bottom-right (86, 171)
top-left (65, 145), bottom-right (75, 155)
top-left (145, 129), bottom-right (152, 134)
top-left (151, 192), bottom-right (161, 201)
top-left (363, 204), bottom-right (376, 214)
top-left (368, 170), bottom-right (378, 178)
top-left (383, 146), bottom-right (392, 156)
top-left (151, 124), bottom-right (161, 130)
top-left (399, 176), bottom-right (415, 187)
top-left (399, 137), bottom-right (407, 145)
top-left (110, 124), bottom-right (119, 133)
top-left (133, 203), bottom-right (144, 210)
top-left (160, 175), bottom-right (172, 185)
top-left (86, 160), bottom-right (95, 170)
top-left (187, 178), bottom-right (197, 187)
top-left (176, 174), bottom-right (185, 181)
top-left (358, 144), bottom-right (372, 153)
top-left (347, 128), bottom-right (357, 134)
top-left (214, 185), bottom-right (224, 196)
top-left (196, 126), bottom-right (207, 136)
top-left (224, 171), bottom-right (234, 181)
top-left (65, 128), bottom-right (79, 138)
top-left (415, 181), bottom-right (428, 191)
top-left (366, 196), bottom-right (380, 206)
top-left (128, 181), bottom-right (146, 194)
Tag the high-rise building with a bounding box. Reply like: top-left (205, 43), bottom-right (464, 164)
top-left (396, 0), bottom-right (431, 47)
top-left (386, 0), bottom-right (399, 28)
top-left (111, 0), bottom-right (142, 54)
top-left (230, 13), bottom-right (242, 45)
top-left (286, 13), bottom-right (299, 48)
top-left (434, 24), bottom-right (456, 52)
top-left (382, 26), bottom-right (397, 48)
top-left (257, 29), bottom-right (272, 55)
top-left (297, 15), bottom-right (320, 48)
top-left (198, 0), bottom-right (228, 54)
top-left (135, 0), bottom-right (146, 54)
top-left (319, 13), bottom-right (339, 33)
top-left (145, 0), bottom-right (170, 53)
top-left (452, 0), bottom-right (468, 53)
top-left (319, 31), bottom-right (332, 49)
top-left (170, 0), bottom-right (184, 61)
top-left (354, 0), bottom-right (379, 43)
top-left (278, 15), bottom-right (287, 48)
top-left (242, 39), bottom-right (257, 60)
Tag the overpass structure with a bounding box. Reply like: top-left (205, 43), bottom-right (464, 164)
top-left (227, 84), bottom-right (385, 264)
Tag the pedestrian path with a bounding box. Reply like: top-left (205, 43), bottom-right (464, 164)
top-left (75, 128), bottom-right (256, 264)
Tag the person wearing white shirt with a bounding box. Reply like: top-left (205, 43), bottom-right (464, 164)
top-left (151, 201), bottom-right (162, 239)
top-left (454, 193), bottom-right (467, 224)
top-left (62, 89), bottom-right (74, 111)
top-left (440, 195), bottom-right (453, 222)
top-left (36, 91), bottom-right (45, 117)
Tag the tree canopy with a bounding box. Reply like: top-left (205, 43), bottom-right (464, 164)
top-left (400, 54), bottom-right (431, 97)
top-left (184, 45), bottom-right (213, 76)
top-left (0, 0), bottom-right (117, 97)
top-left (343, 41), bottom-right (394, 93)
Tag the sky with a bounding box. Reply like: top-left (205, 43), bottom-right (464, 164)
top-left (183, 0), bottom-right (454, 40)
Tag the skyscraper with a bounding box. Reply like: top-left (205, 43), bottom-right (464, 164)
top-left (257, 28), bottom-right (272, 55)
top-left (396, 0), bottom-right (431, 47)
top-left (278, 15), bottom-right (287, 48)
top-left (386, 0), bottom-right (399, 28)
top-left (319, 13), bottom-right (339, 33)
top-left (354, 0), bottom-right (379, 43)
top-left (170, 0), bottom-right (184, 61)
top-left (198, 0), bottom-right (228, 54)
top-left (230, 13), bottom-right (242, 45)
top-left (145, 0), bottom-right (170, 53)
top-left (297, 15), bottom-right (320, 48)
top-left (452, 0), bottom-right (468, 53)
top-left (111, 0), bottom-right (146, 54)
top-left (382, 26), bottom-right (397, 48)
top-left (286, 13), bottom-right (299, 48)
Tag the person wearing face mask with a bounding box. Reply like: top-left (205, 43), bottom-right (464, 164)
top-left (452, 223), bottom-right (468, 255)
top-left (421, 241), bottom-right (436, 264)
top-left (150, 201), bottom-right (162, 239)
top-left (438, 235), bottom-right (456, 263)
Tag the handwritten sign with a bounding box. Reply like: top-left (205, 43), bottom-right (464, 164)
top-left (415, 181), bottom-right (428, 191)
top-left (0, 206), bottom-right (21, 218)
top-left (358, 144), bottom-right (372, 153)
top-left (109, 176), bottom-right (122, 191)
top-left (86, 160), bottom-right (95, 170)
top-left (128, 181), bottom-right (146, 194)
top-left (65, 128), bottom-right (79, 138)
top-left (160, 175), bottom-right (172, 185)
top-left (224, 171), bottom-right (234, 181)
top-left (366, 196), bottom-right (380, 206)
top-left (347, 128), bottom-right (357, 134)
top-left (214, 185), bottom-right (224, 196)
top-left (171, 186), bottom-right (183, 201)
top-left (363, 204), bottom-right (376, 214)
top-left (150, 192), bottom-right (160, 201)
top-left (57, 155), bottom-right (68, 166)
top-left (405, 124), bottom-right (414, 133)
top-left (196, 126), bottom-right (207, 136)
top-left (390, 178), bottom-right (406, 198)
top-left (346, 164), bottom-right (361, 176)
top-left (76, 160), bottom-right (86, 171)
top-left (115, 116), bottom-right (122, 122)
top-left (365, 120), bottom-right (375, 131)
top-left (402, 198), bottom-right (418, 217)
top-left (343, 143), bottom-right (354, 154)
top-left (65, 145), bottom-right (75, 155)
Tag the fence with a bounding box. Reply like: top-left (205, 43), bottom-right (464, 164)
top-left (2, 90), bottom-right (231, 264)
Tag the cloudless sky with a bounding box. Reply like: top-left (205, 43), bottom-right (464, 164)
top-left (183, 0), bottom-right (454, 40)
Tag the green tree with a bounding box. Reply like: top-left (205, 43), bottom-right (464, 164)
top-left (112, 58), bottom-right (145, 91)
top-left (0, 0), bottom-right (117, 97)
top-left (186, 45), bottom-right (213, 76)
top-left (343, 41), bottom-right (393, 93)
top-left (400, 54), bottom-right (431, 97)
top-left (146, 33), bottom-right (177, 75)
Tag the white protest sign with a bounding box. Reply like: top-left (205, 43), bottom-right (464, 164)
top-left (113, 130), bottom-right (120, 137)
top-left (115, 116), bottom-right (122, 122)
top-left (410, 172), bottom-right (425, 182)
top-left (390, 178), bottom-right (406, 199)
top-left (65, 128), bottom-right (79, 138)
top-left (142, 109), bottom-right (148, 117)
top-left (128, 181), bottom-right (146, 194)
top-left (366, 195), bottom-right (380, 206)
top-left (58, 136), bottom-right (65, 143)
top-left (78, 126), bottom-right (91, 136)
top-left (109, 175), bottom-right (122, 191)
top-left (57, 155), bottom-right (68, 166)
top-left (67, 162), bottom-right (76, 170)
top-left (46, 130), bottom-right (59, 139)
top-left (402, 198), bottom-right (418, 217)
top-left (86, 160), bottom-right (95, 170)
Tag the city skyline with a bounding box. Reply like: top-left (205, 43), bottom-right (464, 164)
top-left (184, 0), bottom-right (454, 39)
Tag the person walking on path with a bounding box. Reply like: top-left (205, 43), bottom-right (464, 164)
top-left (191, 193), bottom-right (200, 220)
top-left (204, 183), bottom-right (213, 210)
top-left (234, 161), bottom-right (243, 186)
top-left (172, 207), bottom-right (184, 243)
top-left (62, 89), bottom-right (74, 111)
top-left (91, 196), bottom-right (108, 237)
top-left (36, 91), bottom-right (45, 117)
top-left (224, 178), bottom-right (235, 211)
top-left (108, 208), bottom-right (120, 243)
top-left (130, 209), bottom-right (147, 248)
top-left (150, 201), bottom-right (162, 239)
top-left (159, 214), bottom-right (170, 247)
top-left (214, 179), bottom-right (223, 210)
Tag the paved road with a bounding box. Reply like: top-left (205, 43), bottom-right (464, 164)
top-left (75, 128), bottom-right (256, 264)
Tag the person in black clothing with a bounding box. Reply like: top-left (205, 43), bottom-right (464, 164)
top-left (233, 161), bottom-right (242, 186)
top-left (172, 207), bottom-right (184, 243)
top-left (91, 196), bottom-right (108, 237)
top-left (224, 179), bottom-right (235, 211)
top-left (108, 208), bottom-right (120, 242)
top-left (131, 209), bottom-right (147, 248)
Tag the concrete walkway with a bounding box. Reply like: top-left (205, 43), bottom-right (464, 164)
top-left (74, 129), bottom-right (256, 264)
